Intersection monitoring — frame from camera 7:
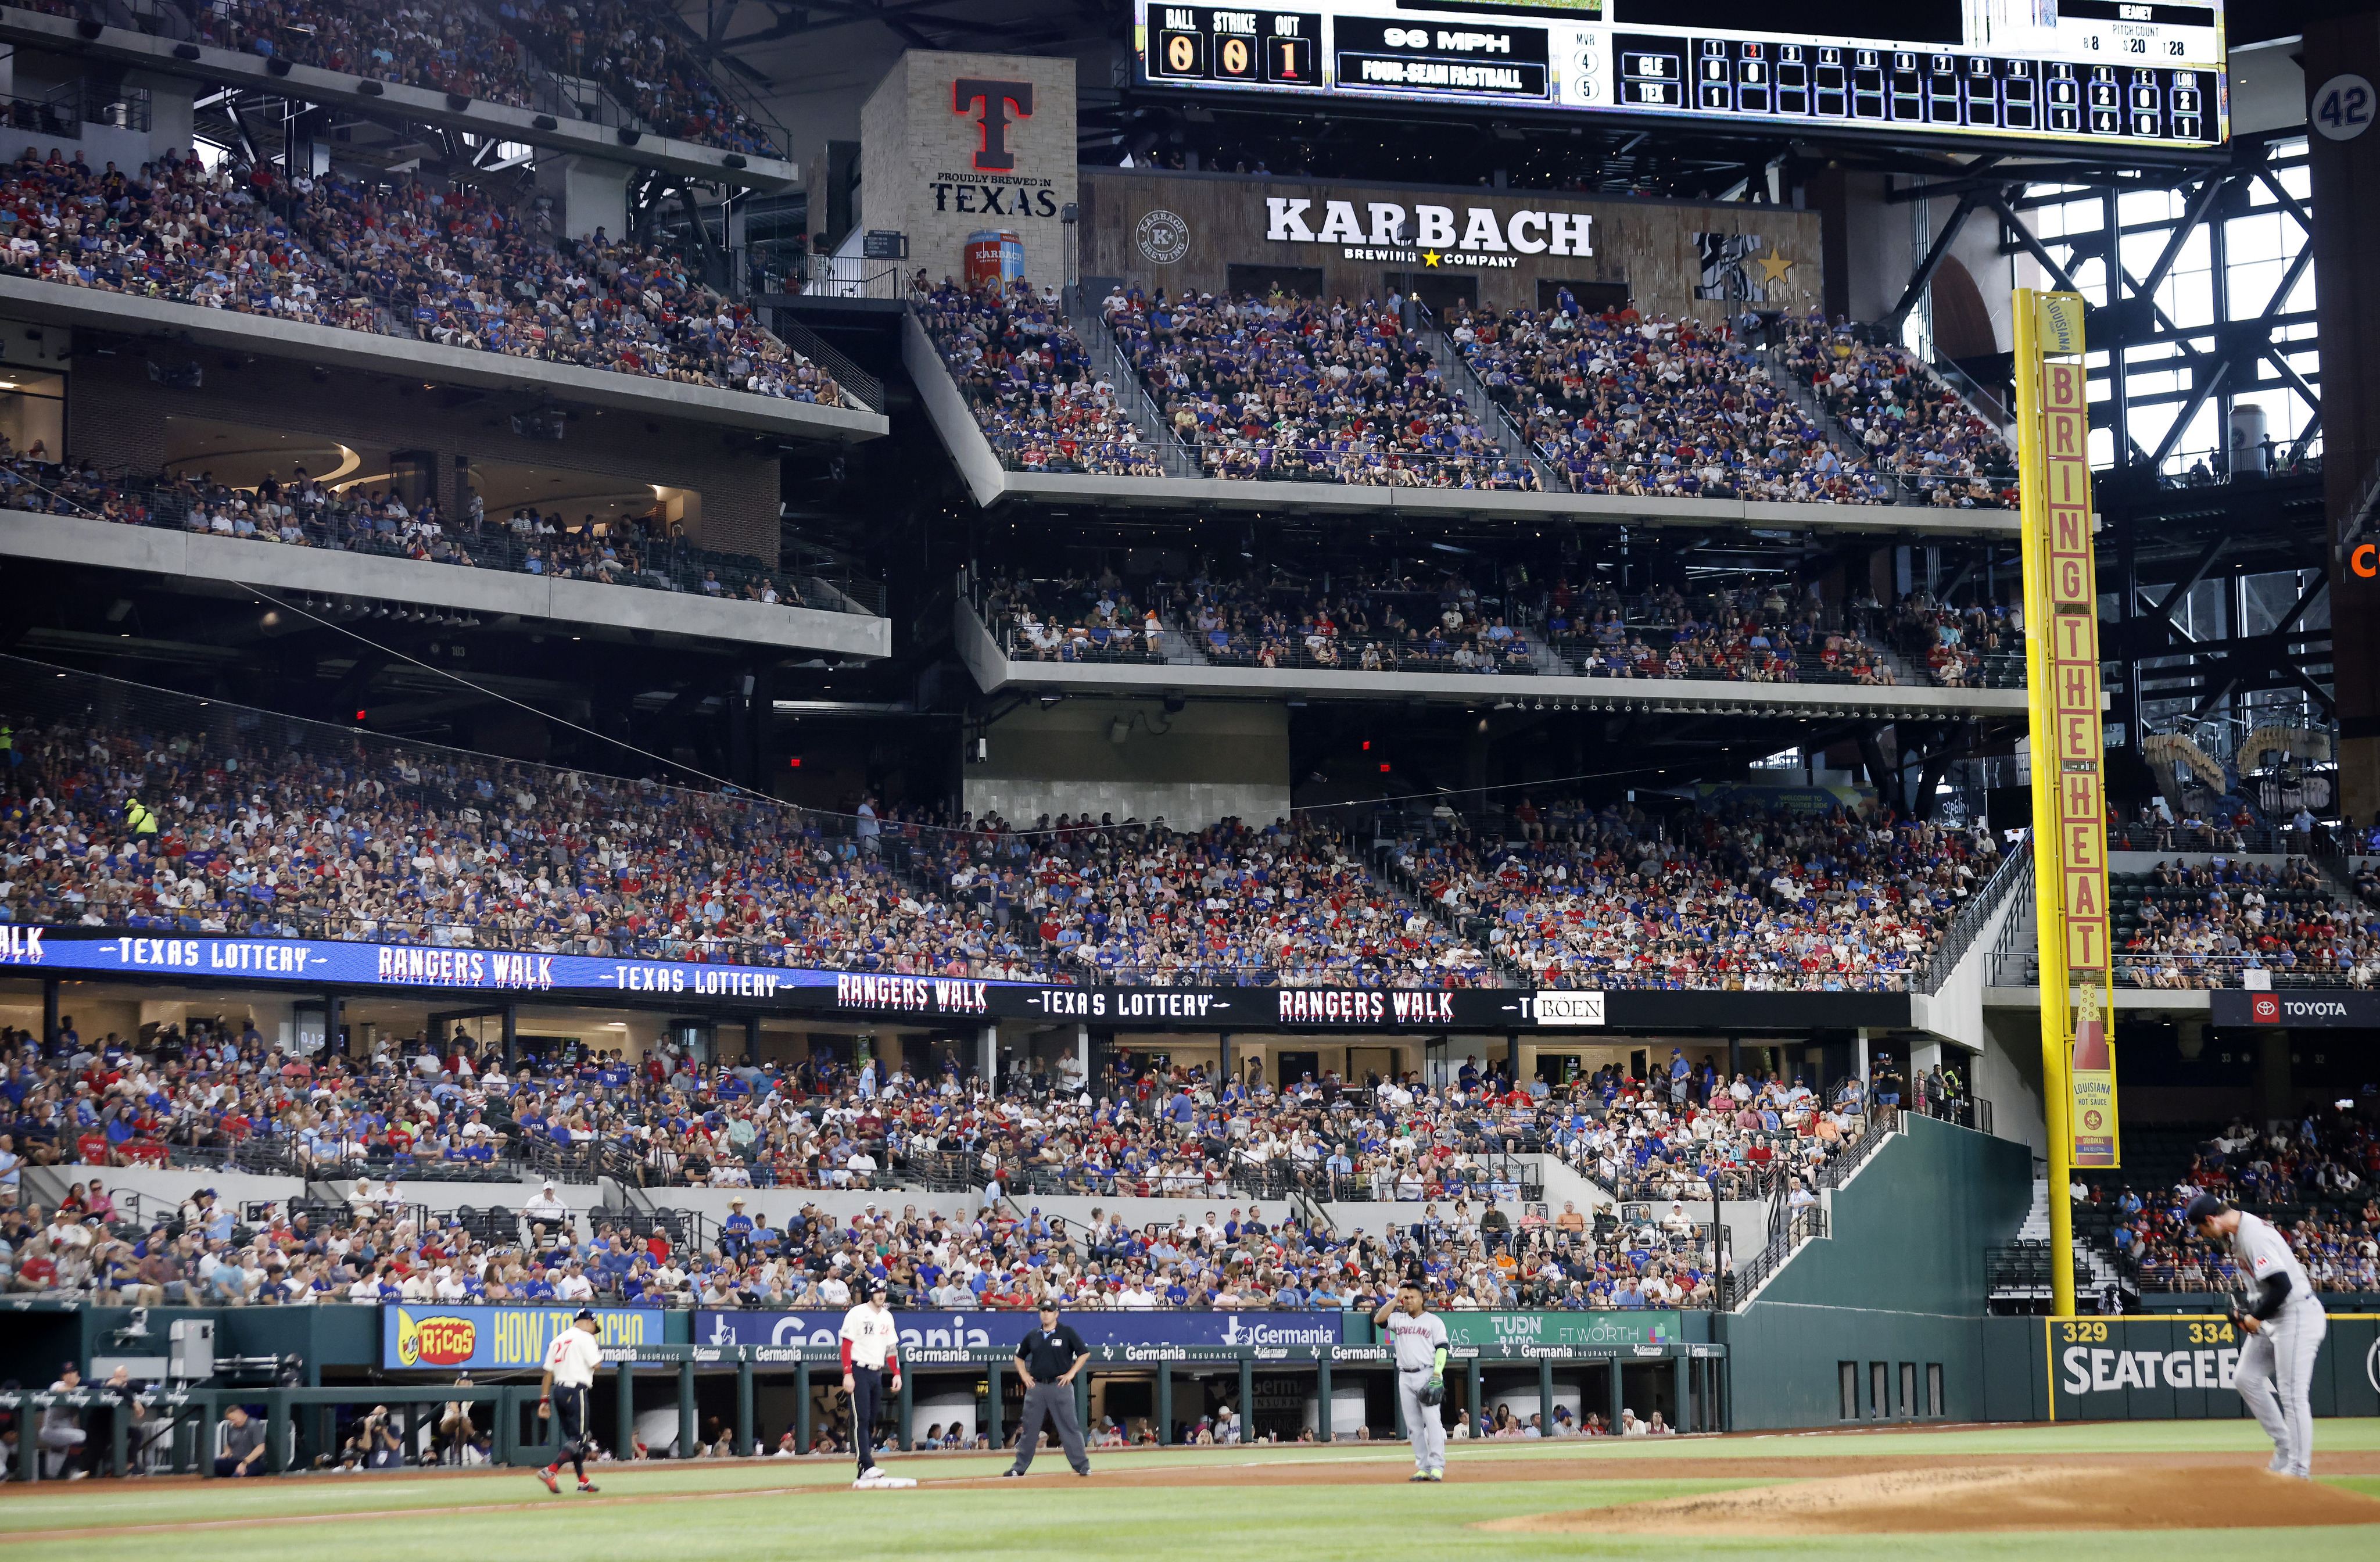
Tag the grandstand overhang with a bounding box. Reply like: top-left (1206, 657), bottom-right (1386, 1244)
top-left (0, 9), bottom-right (799, 192)
top-left (0, 511), bottom-right (892, 659)
top-left (0, 277), bottom-right (889, 445)
top-left (955, 597), bottom-right (2024, 716)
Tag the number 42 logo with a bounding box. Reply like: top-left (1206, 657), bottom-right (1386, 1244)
top-left (2313, 74), bottom-right (2374, 142)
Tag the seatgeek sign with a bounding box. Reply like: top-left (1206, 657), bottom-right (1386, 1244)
top-left (697, 1309), bottom-right (1343, 1360)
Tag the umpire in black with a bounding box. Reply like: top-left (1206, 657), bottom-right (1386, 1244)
top-left (1002, 1301), bottom-right (1091, 1477)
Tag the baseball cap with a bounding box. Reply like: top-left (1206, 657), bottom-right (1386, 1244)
top-left (2183, 1194), bottom-right (2227, 1226)
top-left (574, 1307), bottom-right (597, 1321)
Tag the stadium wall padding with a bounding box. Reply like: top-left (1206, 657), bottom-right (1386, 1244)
top-left (1715, 1115), bottom-right (2032, 1429)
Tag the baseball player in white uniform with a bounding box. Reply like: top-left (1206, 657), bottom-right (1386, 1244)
top-left (535, 1307), bottom-right (604, 1493)
top-left (1374, 1281), bottom-right (1450, 1482)
top-left (2188, 1194), bottom-right (2327, 1478)
top-left (839, 1282), bottom-right (915, 1488)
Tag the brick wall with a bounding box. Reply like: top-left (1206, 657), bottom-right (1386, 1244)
top-left (862, 49), bottom-right (1078, 293)
top-left (64, 350), bottom-right (782, 559)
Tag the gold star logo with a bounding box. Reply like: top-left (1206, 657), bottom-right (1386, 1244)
top-left (1422, 250), bottom-right (1442, 268)
top-left (1755, 246), bottom-right (1795, 286)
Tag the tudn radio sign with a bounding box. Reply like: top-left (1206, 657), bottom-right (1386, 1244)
top-left (395, 1309), bottom-right (477, 1368)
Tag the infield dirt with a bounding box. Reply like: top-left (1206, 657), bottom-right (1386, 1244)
top-left (1480, 1465), bottom-right (2380, 1535)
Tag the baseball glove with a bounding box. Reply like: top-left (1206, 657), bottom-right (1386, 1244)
top-left (1417, 1377), bottom-right (1445, 1407)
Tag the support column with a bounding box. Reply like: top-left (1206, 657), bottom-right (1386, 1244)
top-left (1504, 1030), bottom-right (1519, 1087)
top-left (1238, 1356), bottom-right (1254, 1442)
top-left (1726, 1034), bottom-right (1741, 1085)
top-left (503, 1002), bottom-right (517, 1071)
top-left (1464, 1356), bottom-right (1482, 1440)
top-left (615, 1360), bottom-right (636, 1462)
top-left (795, 1361), bottom-right (812, 1454)
top-left (1157, 1366), bottom-right (1173, 1445)
top-left (897, 1371), bottom-right (913, 1451)
top-left (676, 1357), bottom-right (696, 1460)
top-left (736, 1355), bottom-right (754, 1456)
top-left (1537, 1356), bottom-right (1554, 1435)
top-left (2257, 1029), bottom-right (2293, 1128)
top-left (977, 1024), bottom-right (997, 1092)
top-left (1607, 1358), bottom-right (1623, 1431)
top-left (745, 1015), bottom-right (762, 1067)
top-left (1074, 1023), bottom-right (1089, 1094)
top-left (327, 993), bottom-right (344, 1059)
top-left (1672, 1355), bottom-right (1689, 1433)
top-left (42, 978), bottom-right (58, 1049)
top-left (1218, 1031), bottom-right (1233, 1087)
top-left (1315, 1357), bottom-right (1332, 1441)
top-left (984, 1357), bottom-right (1002, 1449)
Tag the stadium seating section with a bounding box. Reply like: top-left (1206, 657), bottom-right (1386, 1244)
top-left (21, 0), bottom-right (786, 157)
top-left (0, 150), bottom-right (845, 403)
top-left (1, 450), bottom-right (842, 612)
top-left (920, 277), bottom-right (2019, 505)
top-left (2077, 1111), bottom-right (2378, 1296)
top-left (1, 692), bottom-right (2011, 992)
top-left (3, 1027), bottom-right (1926, 1314)
top-left (978, 557), bottom-right (2021, 690)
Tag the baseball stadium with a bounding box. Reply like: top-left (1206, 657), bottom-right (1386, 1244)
top-left (1, 0), bottom-right (2378, 1554)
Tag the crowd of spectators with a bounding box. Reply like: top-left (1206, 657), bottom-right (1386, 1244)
top-left (0, 1021), bottom-right (1757, 1317)
top-left (919, 278), bottom-right (1164, 477)
top-left (1456, 295), bottom-right (1883, 503)
top-left (1776, 317), bottom-right (2017, 509)
top-left (1542, 577), bottom-right (1901, 686)
top-left (978, 558), bottom-right (1942, 687)
top-left (0, 147), bottom-right (852, 405)
top-left (0, 651), bottom-right (2014, 997)
top-left (495, 0), bottom-right (784, 156)
top-left (2111, 858), bottom-right (2377, 989)
top-left (0, 445), bottom-right (816, 608)
top-left (0, 693), bottom-right (1486, 986)
top-left (1393, 796), bottom-right (1995, 992)
top-left (918, 275), bottom-right (2018, 506)
top-left (1101, 283), bottom-right (1540, 489)
top-left (89, 0), bottom-right (777, 157)
top-left (909, 808), bottom-right (1494, 987)
top-left (183, 0), bottom-right (542, 110)
top-left (2092, 1107), bottom-right (2379, 1294)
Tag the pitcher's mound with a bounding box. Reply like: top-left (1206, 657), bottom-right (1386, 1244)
top-left (1481, 1464), bottom-right (2380, 1536)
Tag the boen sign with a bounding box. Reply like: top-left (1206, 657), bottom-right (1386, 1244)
top-left (1264, 196), bottom-right (1592, 267)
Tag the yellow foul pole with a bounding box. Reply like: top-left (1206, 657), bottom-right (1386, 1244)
top-left (2013, 288), bottom-right (2119, 1320)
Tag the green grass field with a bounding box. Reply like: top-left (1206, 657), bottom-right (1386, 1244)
top-left (9, 1422), bottom-right (2379, 1560)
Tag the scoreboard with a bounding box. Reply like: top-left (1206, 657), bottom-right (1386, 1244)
top-left (1135, 0), bottom-right (2227, 152)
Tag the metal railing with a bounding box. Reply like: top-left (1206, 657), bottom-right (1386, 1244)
top-left (1065, 281), bottom-right (1204, 478)
top-left (1410, 296), bottom-right (1560, 488)
top-left (769, 313), bottom-right (881, 412)
top-left (801, 255), bottom-right (906, 299)
top-left (1722, 1204), bottom-right (1827, 1309)
top-left (1915, 834), bottom-right (2030, 995)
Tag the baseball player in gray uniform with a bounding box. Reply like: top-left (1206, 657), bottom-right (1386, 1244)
top-left (1374, 1282), bottom-right (1450, 1482)
top-left (2187, 1193), bottom-right (2326, 1478)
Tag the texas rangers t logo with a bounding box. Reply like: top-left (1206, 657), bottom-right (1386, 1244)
top-left (954, 78), bottom-right (1034, 170)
